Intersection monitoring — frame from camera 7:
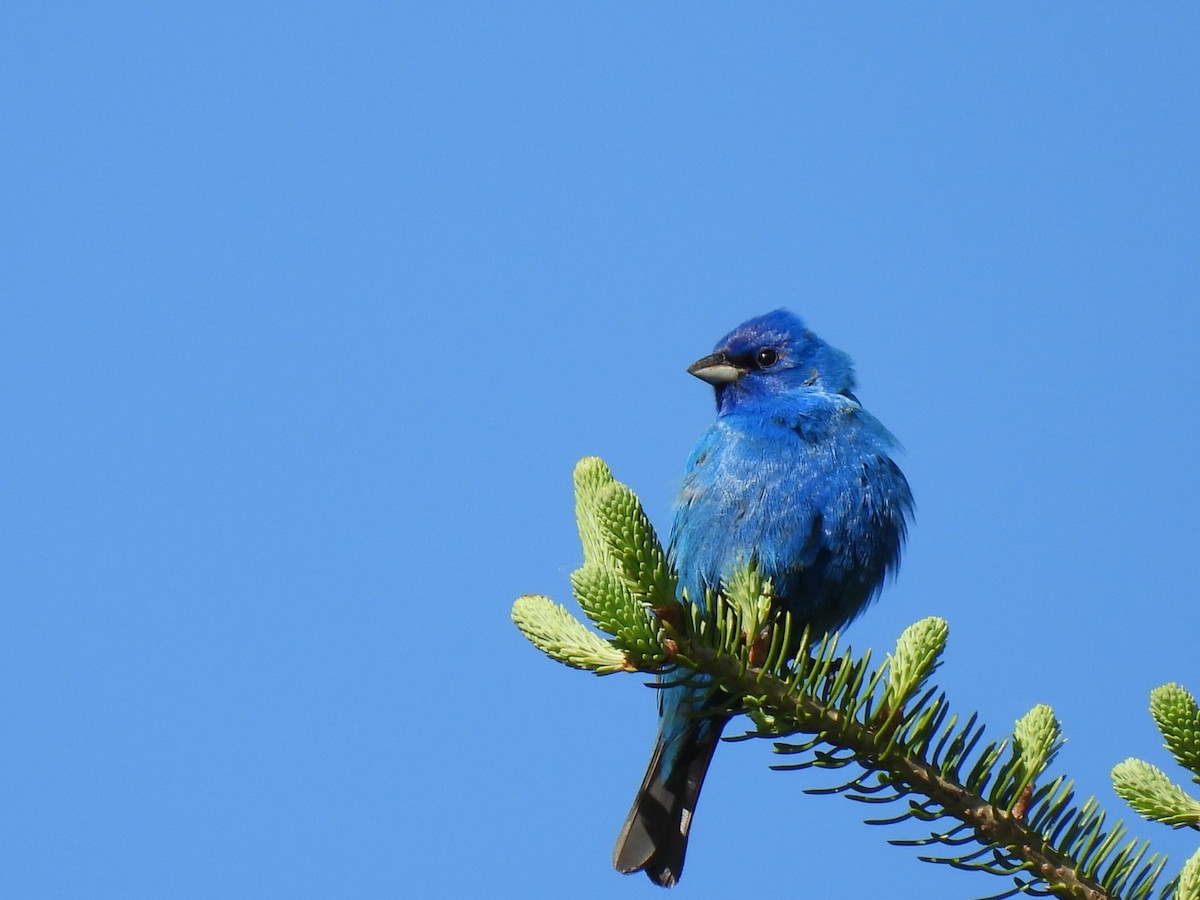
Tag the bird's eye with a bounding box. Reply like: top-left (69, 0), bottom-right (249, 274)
top-left (755, 348), bottom-right (779, 368)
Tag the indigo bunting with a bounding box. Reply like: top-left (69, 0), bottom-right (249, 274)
top-left (613, 309), bottom-right (913, 886)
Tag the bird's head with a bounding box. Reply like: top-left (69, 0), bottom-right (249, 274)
top-left (688, 309), bottom-right (857, 415)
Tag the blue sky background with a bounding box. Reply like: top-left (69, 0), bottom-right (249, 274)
top-left (4, 4), bottom-right (1199, 898)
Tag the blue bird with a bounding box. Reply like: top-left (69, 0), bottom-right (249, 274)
top-left (613, 309), bottom-right (913, 886)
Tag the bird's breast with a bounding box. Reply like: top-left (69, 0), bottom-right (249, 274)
top-left (669, 416), bottom-right (908, 631)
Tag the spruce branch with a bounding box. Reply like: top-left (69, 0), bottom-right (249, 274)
top-left (679, 625), bottom-right (1162, 900)
top-left (1112, 760), bottom-right (1200, 829)
top-left (1111, 683), bottom-right (1200, 896)
top-left (510, 594), bottom-right (630, 674)
top-left (1178, 848), bottom-right (1200, 900)
top-left (512, 458), bottom-right (1181, 899)
top-left (1150, 685), bottom-right (1200, 786)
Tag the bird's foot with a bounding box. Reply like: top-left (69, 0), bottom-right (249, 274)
top-left (747, 625), bottom-right (772, 667)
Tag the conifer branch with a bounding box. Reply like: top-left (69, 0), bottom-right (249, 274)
top-left (671, 635), bottom-right (1132, 900)
top-left (512, 458), bottom-right (1192, 899)
top-left (1112, 683), bottom-right (1200, 899)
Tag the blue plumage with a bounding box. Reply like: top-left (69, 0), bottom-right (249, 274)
top-left (613, 309), bottom-right (913, 886)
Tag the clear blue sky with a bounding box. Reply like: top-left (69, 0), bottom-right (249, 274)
top-left (4, 4), bottom-right (1199, 898)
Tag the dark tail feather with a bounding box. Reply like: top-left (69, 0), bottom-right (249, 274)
top-left (613, 717), bottom-right (728, 887)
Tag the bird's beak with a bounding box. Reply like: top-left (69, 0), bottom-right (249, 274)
top-left (687, 352), bottom-right (743, 385)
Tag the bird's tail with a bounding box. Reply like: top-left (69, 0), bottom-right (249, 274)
top-left (613, 715), bottom-right (729, 887)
